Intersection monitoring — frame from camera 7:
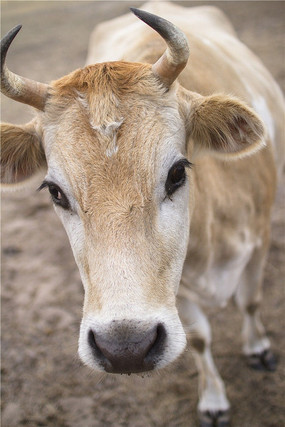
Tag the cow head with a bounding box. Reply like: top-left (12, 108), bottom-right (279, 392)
top-left (1, 9), bottom-right (265, 374)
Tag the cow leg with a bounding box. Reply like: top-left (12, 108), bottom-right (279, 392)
top-left (177, 295), bottom-right (230, 426)
top-left (235, 245), bottom-right (277, 371)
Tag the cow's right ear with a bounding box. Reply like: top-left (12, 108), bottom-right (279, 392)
top-left (1, 119), bottom-right (46, 186)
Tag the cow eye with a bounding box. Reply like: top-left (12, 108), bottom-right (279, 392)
top-left (49, 184), bottom-right (62, 201)
top-left (165, 159), bottom-right (192, 198)
top-left (48, 184), bottom-right (69, 209)
top-left (38, 181), bottom-right (69, 209)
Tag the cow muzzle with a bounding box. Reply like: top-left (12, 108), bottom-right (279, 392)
top-left (78, 308), bottom-right (186, 373)
top-left (87, 321), bottom-right (166, 374)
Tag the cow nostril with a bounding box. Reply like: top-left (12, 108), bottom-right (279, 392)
top-left (88, 329), bottom-right (112, 370)
top-left (88, 328), bottom-right (98, 353)
top-left (145, 323), bottom-right (166, 363)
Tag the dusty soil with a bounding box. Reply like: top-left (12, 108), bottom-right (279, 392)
top-left (1, 2), bottom-right (284, 427)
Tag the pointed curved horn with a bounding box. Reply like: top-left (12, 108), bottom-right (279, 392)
top-left (130, 8), bottom-right (189, 87)
top-left (1, 25), bottom-right (49, 111)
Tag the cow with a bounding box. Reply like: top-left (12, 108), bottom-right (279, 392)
top-left (1, 2), bottom-right (284, 426)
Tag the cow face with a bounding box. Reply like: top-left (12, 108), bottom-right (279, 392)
top-left (40, 62), bottom-right (190, 372)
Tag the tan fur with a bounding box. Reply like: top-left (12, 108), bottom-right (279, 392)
top-left (44, 63), bottom-right (172, 212)
top-left (1, 119), bottom-right (45, 184)
top-left (51, 62), bottom-right (156, 98)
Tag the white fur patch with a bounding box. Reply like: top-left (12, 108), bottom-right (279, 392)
top-left (76, 91), bottom-right (90, 110)
top-left (251, 96), bottom-right (275, 143)
top-left (241, 83), bottom-right (275, 143)
top-left (76, 91), bottom-right (123, 157)
top-left (199, 36), bottom-right (214, 48)
top-left (92, 119), bottom-right (124, 157)
top-left (182, 228), bottom-right (256, 307)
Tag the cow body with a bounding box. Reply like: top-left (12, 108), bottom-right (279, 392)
top-left (1, 2), bottom-right (284, 425)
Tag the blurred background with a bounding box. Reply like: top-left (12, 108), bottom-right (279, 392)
top-left (1, 2), bottom-right (284, 426)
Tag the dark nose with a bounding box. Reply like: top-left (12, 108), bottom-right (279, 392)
top-left (88, 323), bottom-right (166, 373)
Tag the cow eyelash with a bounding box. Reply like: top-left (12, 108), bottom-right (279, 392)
top-left (165, 158), bottom-right (193, 199)
top-left (38, 181), bottom-right (70, 210)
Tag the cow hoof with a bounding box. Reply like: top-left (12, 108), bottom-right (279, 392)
top-left (199, 410), bottom-right (230, 427)
top-left (248, 349), bottom-right (277, 372)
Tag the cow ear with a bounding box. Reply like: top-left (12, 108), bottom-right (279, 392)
top-left (1, 119), bottom-right (46, 186)
top-left (188, 94), bottom-right (265, 159)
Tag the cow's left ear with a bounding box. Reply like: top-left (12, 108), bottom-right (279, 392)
top-left (187, 93), bottom-right (265, 159)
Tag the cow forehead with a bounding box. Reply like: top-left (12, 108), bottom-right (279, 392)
top-left (43, 62), bottom-right (185, 212)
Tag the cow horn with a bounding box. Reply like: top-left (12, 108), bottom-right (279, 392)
top-left (1, 25), bottom-right (49, 111)
top-left (130, 8), bottom-right (189, 87)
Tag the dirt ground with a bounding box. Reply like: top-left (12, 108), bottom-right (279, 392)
top-left (1, 2), bottom-right (284, 427)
